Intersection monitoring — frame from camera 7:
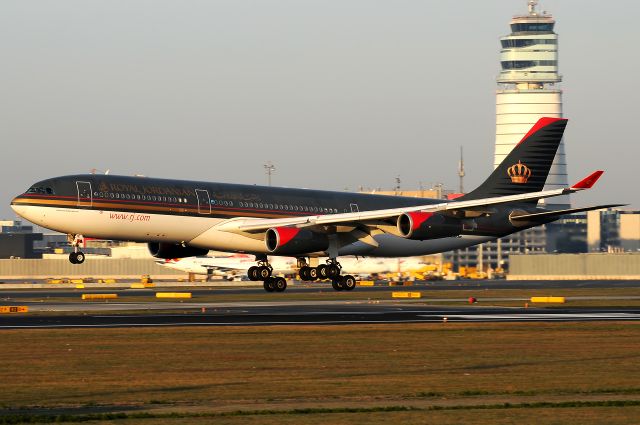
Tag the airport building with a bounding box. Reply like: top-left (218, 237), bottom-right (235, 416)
top-left (588, 209), bottom-right (640, 253)
top-left (0, 220), bottom-right (42, 259)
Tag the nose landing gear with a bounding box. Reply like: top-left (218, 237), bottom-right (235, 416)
top-left (67, 234), bottom-right (85, 264)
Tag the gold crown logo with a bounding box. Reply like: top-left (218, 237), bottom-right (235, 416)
top-left (507, 161), bottom-right (532, 184)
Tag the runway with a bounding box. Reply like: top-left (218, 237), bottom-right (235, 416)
top-left (2, 301), bottom-right (640, 329)
top-left (2, 278), bottom-right (640, 299)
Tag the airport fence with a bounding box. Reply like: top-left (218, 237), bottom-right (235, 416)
top-left (508, 253), bottom-right (640, 280)
top-left (0, 258), bottom-right (184, 279)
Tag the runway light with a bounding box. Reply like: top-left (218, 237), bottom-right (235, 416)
top-left (443, 317), bottom-right (448, 323)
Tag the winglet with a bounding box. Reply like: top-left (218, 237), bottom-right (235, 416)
top-left (571, 170), bottom-right (604, 190)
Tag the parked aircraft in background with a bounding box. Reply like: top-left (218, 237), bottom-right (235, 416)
top-left (156, 254), bottom-right (426, 280)
top-left (12, 118), bottom-right (619, 292)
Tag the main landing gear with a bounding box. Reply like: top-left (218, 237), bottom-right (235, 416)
top-left (299, 258), bottom-right (356, 291)
top-left (67, 234), bottom-right (85, 265)
top-left (247, 256), bottom-right (287, 293)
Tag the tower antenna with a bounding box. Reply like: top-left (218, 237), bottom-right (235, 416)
top-left (458, 146), bottom-right (465, 194)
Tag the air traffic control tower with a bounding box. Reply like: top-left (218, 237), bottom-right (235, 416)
top-left (495, 0), bottom-right (569, 209)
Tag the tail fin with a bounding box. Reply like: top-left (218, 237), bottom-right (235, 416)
top-left (459, 117), bottom-right (568, 202)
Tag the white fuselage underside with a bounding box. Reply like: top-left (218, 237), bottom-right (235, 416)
top-left (12, 205), bottom-right (495, 257)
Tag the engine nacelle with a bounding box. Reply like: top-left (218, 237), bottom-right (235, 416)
top-left (265, 227), bottom-right (329, 255)
top-left (147, 242), bottom-right (209, 259)
top-left (397, 212), bottom-right (463, 240)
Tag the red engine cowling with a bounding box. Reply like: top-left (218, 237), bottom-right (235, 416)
top-left (397, 212), bottom-right (462, 240)
top-left (147, 242), bottom-right (209, 259)
top-left (265, 227), bottom-right (329, 255)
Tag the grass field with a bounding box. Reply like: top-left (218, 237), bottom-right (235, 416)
top-left (1, 322), bottom-right (640, 424)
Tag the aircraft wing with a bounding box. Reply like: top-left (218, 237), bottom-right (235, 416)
top-left (218, 171), bottom-right (604, 234)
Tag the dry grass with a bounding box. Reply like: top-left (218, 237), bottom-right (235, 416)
top-left (1, 323), bottom-right (639, 415)
top-left (48, 406), bottom-right (640, 425)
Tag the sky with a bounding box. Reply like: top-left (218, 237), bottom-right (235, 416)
top-left (1, 0), bottom-right (638, 220)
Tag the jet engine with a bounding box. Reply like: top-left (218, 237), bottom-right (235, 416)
top-left (147, 242), bottom-right (209, 259)
top-left (397, 212), bottom-right (462, 240)
top-left (265, 227), bottom-right (329, 255)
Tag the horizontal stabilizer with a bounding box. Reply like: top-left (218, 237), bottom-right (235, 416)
top-left (510, 204), bottom-right (626, 223)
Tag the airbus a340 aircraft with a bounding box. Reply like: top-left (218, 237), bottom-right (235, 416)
top-left (11, 118), bottom-right (619, 292)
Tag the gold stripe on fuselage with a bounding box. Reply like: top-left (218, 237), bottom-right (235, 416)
top-left (11, 197), bottom-right (292, 219)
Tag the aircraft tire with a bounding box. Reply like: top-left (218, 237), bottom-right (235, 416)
top-left (258, 266), bottom-right (271, 279)
top-left (299, 266), bottom-right (310, 281)
top-left (263, 278), bottom-right (276, 292)
top-left (75, 252), bottom-right (85, 264)
top-left (331, 279), bottom-right (344, 291)
top-left (326, 264), bottom-right (340, 279)
top-left (69, 252), bottom-right (78, 264)
top-left (274, 277), bottom-right (287, 292)
top-left (248, 266), bottom-right (259, 281)
top-left (318, 264), bottom-right (328, 279)
top-left (342, 275), bottom-right (356, 291)
top-left (309, 267), bottom-right (318, 280)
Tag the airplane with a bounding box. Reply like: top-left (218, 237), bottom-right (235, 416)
top-left (156, 254), bottom-right (426, 280)
top-left (157, 254), bottom-right (296, 280)
top-left (11, 117), bottom-right (621, 292)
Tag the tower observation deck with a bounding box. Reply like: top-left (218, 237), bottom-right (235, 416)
top-left (494, 0), bottom-right (569, 209)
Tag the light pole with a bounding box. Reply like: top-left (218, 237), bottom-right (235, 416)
top-left (264, 161), bottom-right (275, 186)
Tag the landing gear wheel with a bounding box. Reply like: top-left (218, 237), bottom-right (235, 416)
top-left (299, 266), bottom-right (311, 281)
top-left (274, 277), bottom-right (287, 292)
top-left (317, 264), bottom-right (328, 279)
top-left (258, 266), bottom-right (272, 280)
top-left (326, 264), bottom-right (340, 279)
top-left (248, 266), bottom-right (259, 281)
top-left (263, 278), bottom-right (276, 292)
top-left (69, 252), bottom-right (78, 264)
top-left (308, 267), bottom-right (318, 280)
top-left (75, 252), bottom-right (85, 264)
top-left (342, 275), bottom-right (356, 291)
top-left (331, 279), bottom-right (344, 291)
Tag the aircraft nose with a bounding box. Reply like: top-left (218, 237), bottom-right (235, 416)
top-left (10, 195), bottom-right (27, 218)
top-left (10, 195), bottom-right (20, 210)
